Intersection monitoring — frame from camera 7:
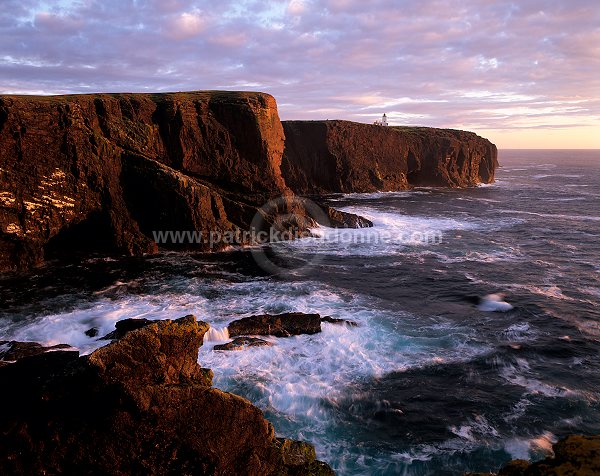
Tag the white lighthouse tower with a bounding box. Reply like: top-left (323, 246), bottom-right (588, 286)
top-left (374, 113), bottom-right (389, 126)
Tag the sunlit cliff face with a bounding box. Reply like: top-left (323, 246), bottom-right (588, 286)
top-left (1, 0), bottom-right (599, 148)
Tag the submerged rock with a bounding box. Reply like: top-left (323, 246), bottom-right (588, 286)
top-left (228, 312), bottom-right (322, 337)
top-left (0, 314), bottom-right (334, 475)
top-left (84, 327), bottom-right (99, 337)
top-left (214, 336), bottom-right (273, 351)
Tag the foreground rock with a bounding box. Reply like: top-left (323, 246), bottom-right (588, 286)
top-left (281, 120), bottom-right (498, 194)
top-left (0, 315), bottom-right (334, 475)
top-left (466, 435), bottom-right (600, 475)
top-left (228, 312), bottom-right (323, 337)
top-left (99, 317), bottom-right (154, 339)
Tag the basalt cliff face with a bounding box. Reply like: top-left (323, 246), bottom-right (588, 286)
top-left (0, 91), bottom-right (292, 272)
top-left (0, 92), bottom-right (497, 272)
top-left (281, 120), bottom-right (498, 194)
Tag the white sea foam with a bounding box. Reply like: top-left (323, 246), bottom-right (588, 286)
top-left (204, 326), bottom-right (229, 342)
top-left (330, 190), bottom-right (431, 201)
top-left (497, 209), bottom-right (600, 222)
top-left (504, 431), bottom-right (556, 460)
top-left (502, 322), bottom-right (536, 342)
top-left (532, 174), bottom-right (583, 180)
top-left (500, 358), bottom-right (575, 398)
top-left (279, 208), bottom-right (483, 257)
top-left (478, 293), bottom-right (514, 312)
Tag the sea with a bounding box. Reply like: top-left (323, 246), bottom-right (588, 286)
top-left (1, 149), bottom-right (599, 475)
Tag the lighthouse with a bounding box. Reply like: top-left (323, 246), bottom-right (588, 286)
top-left (374, 113), bottom-right (389, 126)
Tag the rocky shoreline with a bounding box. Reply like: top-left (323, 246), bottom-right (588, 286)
top-left (1, 312), bottom-right (598, 475)
top-left (0, 315), bottom-right (335, 475)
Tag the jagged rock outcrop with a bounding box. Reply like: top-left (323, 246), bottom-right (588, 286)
top-left (228, 312), bottom-right (323, 337)
top-left (0, 315), bottom-right (334, 475)
top-left (281, 120), bottom-right (498, 194)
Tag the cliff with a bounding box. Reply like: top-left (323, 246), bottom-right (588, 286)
top-left (0, 315), bottom-right (334, 475)
top-left (281, 120), bottom-right (498, 194)
top-left (0, 92), bottom-right (497, 272)
top-left (0, 91), bottom-right (293, 271)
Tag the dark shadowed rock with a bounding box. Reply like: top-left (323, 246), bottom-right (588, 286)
top-left (0, 314), bottom-right (333, 475)
top-left (100, 317), bottom-right (154, 340)
top-left (214, 336), bottom-right (274, 351)
top-left (228, 312), bottom-right (322, 337)
top-left (281, 120), bottom-right (498, 194)
top-left (319, 205), bottom-right (373, 228)
top-left (84, 327), bottom-right (99, 337)
top-left (0, 340), bottom-right (74, 362)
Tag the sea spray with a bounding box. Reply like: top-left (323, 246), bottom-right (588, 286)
top-left (204, 326), bottom-right (230, 342)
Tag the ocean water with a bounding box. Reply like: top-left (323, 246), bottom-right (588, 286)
top-left (1, 149), bottom-right (599, 475)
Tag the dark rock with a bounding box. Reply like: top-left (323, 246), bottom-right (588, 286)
top-left (470, 434), bottom-right (600, 476)
top-left (0, 314), bottom-right (333, 475)
top-left (321, 316), bottom-right (359, 327)
top-left (319, 205), bottom-right (373, 228)
top-left (0, 340), bottom-right (73, 362)
top-left (100, 317), bottom-right (154, 340)
top-left (228, 312), bottom-right (322, 337)
top-left (84, 327), bottom-right (99, 337)
top-left (214, 336), bottom-right (273, 351)
top-left (275, 438), bottom-right (335, 475)
top-left (281, 120), bottom-right (498, 194)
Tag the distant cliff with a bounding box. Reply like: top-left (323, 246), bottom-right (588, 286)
top-left (281, 120), bottom-right (498, 194)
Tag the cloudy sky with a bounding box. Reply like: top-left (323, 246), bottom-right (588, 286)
top-left (1, 0), bottom-right (599, 148)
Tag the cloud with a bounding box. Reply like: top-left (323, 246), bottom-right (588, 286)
top-left (166, 11), bottom-right (207, 40)
top-left (287, 0), bottom-right (306, 16)
top-left (0, 0), bottom-right (598, 147)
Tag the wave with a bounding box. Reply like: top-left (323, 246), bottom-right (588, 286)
top-left (279, 208), bottom-right (486, 257)
top-left (497, 209), bottom-right (600, 222)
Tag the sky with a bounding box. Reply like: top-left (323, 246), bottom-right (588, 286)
top-left (1, 0), bottom-right (599, 149)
